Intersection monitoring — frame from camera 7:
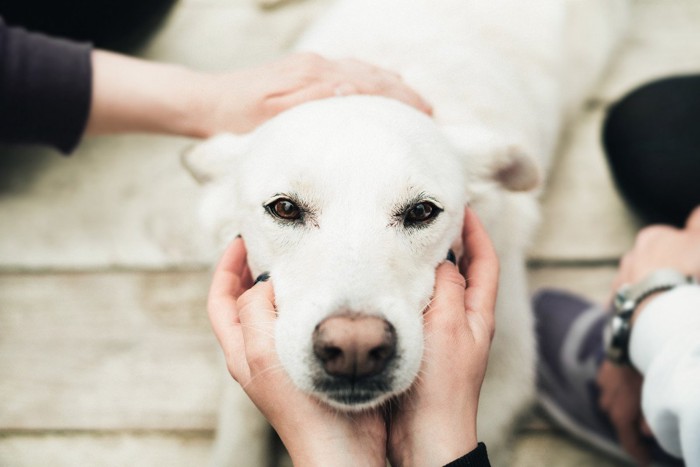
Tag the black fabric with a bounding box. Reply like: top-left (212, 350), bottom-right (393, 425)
top-left (0, 17), bottom-right (92, 154)
top-left (0, 0), bottom-right (177, 50)
top-left (443, 442), bottom-right (491, 467)
top-left (602, 75), bottom-right (700, 227)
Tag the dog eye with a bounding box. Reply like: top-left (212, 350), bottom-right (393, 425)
top-left (266, 198), bottom-right (302, 221)
top-left (404, 201), bottom-right (441, 226)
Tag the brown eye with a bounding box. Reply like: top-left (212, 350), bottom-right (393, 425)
top-left (268, 198), bottom-right (302, 221)
top-left (404, 201), bottom-right (441, 226)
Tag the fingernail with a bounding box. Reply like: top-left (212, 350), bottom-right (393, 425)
top-left (446, 249), bottom-right (456, 264)
top-left (254, 272), bottom-right (270, 284)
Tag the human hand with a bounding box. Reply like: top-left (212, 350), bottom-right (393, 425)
top-left (87, 51), bottom-right (431, 139)
top-left (208, 237), bottom-right (386, 467)
top-left (612, 206), bottom-right (700, 303)
top-left (387, 207), bottom-right (498, 467)
top-left (193, 53), bottom-right (433, 136)
top-left (598, 206), bottom-right (700, 465)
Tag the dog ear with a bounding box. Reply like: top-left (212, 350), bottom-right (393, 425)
top-left (490, 145), bottom-right (541, 192)
top-left (181, 133), bottom-right (250, 185)
top-left (441, 126), bottom-right (541, 192)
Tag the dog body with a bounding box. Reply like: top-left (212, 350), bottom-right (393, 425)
top-left (186, 1), bottom-right (628, 465)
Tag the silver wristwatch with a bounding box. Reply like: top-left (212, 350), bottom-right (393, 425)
top-left (604, 268), bottom-right (697, 365)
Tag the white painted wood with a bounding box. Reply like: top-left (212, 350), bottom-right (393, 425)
top-left (595, 0), bottom-right (700, 103)
top-left (0, 428), bottom-right (625, 467)
top-left (528, 266), bottom-right (619, 304)
top-left (512, 431), bottom-right (625, 467)
top-left (531, 0), bottom-right (700, 261)
top-left (530, 109), bottom-right (640, 262)
top-left (0, 136), bottom-right (215, 270)
top-left (0, 272), bottom-right (221, 430)
top-left (0, 432), bottom-right (213, 467)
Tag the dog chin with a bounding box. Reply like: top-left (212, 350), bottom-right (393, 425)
top-left (315, 390), bottom-right (397, 412)
top-left (311, 375), bottom-right (403, 411)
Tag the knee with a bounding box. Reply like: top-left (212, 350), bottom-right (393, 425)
top-left (602, 76), bottom-right (700, 226)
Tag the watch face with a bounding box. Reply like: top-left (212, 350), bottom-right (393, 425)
top-left (614, 284), bottom-right (631, 309)
top-left (605, 313), bottom-right (630, 363)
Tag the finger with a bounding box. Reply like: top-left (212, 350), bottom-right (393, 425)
top-left (238, 280), bottom-right (279, 372)
top-left (613, 415), bottom-right (650, 466)
top-left (209, 237), bottom-right (250, 301)
top-left (274, 73), bottom-right (434, 118)
top-left (343, 59), bottom-right (433, 114)
top-left (597, 383), bottom-right (617, 414)
top-left (460, 208), bottom-right (499, 328)
top-left (596, 363), bottom-right (614, 410)
top-left (368, 75), bottom-right (434, 115)
top-left (384, 84), bottom-right (434, 116)
top-left (640, 417), bottom-right (654, 438)
top-left (425, 261), bottom-right (467, 328)
top-left (208, 237), bottom-right (249, 342)
top-left (266, 81), bottom-right (339, 113)
top-left (685, 205), bottom-right (700, 231)
top-left (207, 237), bottom-right (253, 382)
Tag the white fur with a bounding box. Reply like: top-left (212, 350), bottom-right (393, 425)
top-left (186, 1), bottom-right (629, 465)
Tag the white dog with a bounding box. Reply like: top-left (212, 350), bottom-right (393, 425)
top-left (185, 1), bottom-right (628, 465)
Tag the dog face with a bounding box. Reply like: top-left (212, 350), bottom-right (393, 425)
top-left (185, 96), bottom-right (538, 409)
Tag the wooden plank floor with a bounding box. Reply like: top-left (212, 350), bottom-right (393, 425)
top-left (2, 0), bottom-right (700, 465)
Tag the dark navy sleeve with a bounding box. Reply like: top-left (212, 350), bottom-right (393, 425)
top-left (0, 17), bottom-right (92, 154)
top-left (443, 442), bottom-right (491, 467)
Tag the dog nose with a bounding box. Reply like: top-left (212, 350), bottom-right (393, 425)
top-left (312, 314), bottom-right (396, 379)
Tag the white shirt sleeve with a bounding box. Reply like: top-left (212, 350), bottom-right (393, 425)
top-left (629, 284), bottom-right (700, 465)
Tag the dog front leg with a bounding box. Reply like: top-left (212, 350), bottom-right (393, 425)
top-left (209, 379), bottom-right (271, 467)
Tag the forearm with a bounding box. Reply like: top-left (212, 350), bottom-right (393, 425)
top-left (629, 284), bottom-right (700, 460)
top-left (87, 51), bottom-right (434, 140)
top-left (86, 50), bottom-right (207, 138)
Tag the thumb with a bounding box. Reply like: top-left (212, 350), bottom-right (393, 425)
top-left (207, 238), bottom-right (249, 380)
top-left (425, 259), bottom-right (467, 331)
top-left (237, 279), bottom-right (278, 371)
top-left (460, 208), bottom-right (498, 338)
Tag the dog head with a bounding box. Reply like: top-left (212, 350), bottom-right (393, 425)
top-left (184, 96), bottom-right (539, 409)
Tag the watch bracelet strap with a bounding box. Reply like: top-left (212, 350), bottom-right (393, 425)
top-left (634, 283), bottom-right (688, 309)
top-left (609, 270), bottom-right (697, 365)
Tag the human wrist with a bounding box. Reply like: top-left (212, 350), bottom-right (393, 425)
top-left (391, 418), bottom-right (478, 467)
top-left (178, 70), bottom-right (225, 138)
top-left (395, 438), bottom-right (479, 467)
top-left (282, 429), bottom-right (386, 467)
top-left (276, 415), bottom-right (386, 467)
top-left (154, 64), bottom-right (228, 139)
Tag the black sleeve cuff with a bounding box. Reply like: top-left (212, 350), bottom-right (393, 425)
top-left (443, 442), bottom-right (491, 467)
top-left (0, 17), bottom-right (92, 154)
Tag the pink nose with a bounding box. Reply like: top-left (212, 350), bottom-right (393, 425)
top-left (312, 314), bottom-right (396, 379)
